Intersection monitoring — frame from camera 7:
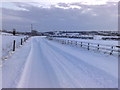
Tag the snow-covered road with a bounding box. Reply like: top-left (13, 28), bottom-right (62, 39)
top-left (2, 36), bottom-right (118, 88)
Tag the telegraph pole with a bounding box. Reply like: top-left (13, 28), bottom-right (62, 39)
top-left (31, 24), bottom-right (33, 36)
top-left (31, 24), bottom-right (33, 31)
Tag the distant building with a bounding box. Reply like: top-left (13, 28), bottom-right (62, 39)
top-left (31, 30), bottom-right (43, 36)
top-left (31, 30), bottom-right (38, 36)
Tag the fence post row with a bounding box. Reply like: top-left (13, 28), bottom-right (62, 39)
top-left (50, 38), bottom-right (119, 55)
top-left (12, 37), bottom-right (29, 51)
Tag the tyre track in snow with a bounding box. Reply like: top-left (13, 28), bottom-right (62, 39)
top-left (18, 37), bottom-right (80, 88)
top-left (17, 37), bottom-right (60, 88)
top-left (40, 38), bottom-right (94, 88)
top-left (37, 38), bottom-right (82, 88)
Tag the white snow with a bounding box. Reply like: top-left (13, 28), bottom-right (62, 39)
top-left (55, 37), bottom-right (118, 46)
top-left (2, 34), bottom-right (27, 58)
top-left (2, 36), bottom-right (118, 88)
top-left (1, 32), bottom-right (12, 35)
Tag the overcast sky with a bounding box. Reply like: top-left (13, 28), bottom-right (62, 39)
top-left (1, 0), bottom-right (119, 32)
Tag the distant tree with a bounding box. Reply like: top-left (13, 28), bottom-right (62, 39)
top-left (13, 29), bottom-right (16, 35)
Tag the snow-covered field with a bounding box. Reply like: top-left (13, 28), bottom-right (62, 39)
top-left (54, 37), bottom-right (118, 46)
top-left (54, 32), bottom-right (119, 40)
top-left (2, 36), bottom-right (118, 88)
top-left (2, 33), bottom-right (27, 59)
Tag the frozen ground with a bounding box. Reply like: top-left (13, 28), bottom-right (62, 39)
top-left (2, 36), bottom-right (118, 88)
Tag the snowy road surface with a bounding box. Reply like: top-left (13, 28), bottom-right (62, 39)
top-left (2, 36), bottom-right (118, 88)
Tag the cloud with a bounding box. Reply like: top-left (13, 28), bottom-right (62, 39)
top-left (1, 2), bottom-right (118, 32)
top-left (54, 3), bottom-right (82, 9)
top-left (2, 0), bottom-right (119, 4)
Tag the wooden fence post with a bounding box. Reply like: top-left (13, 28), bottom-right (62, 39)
top-left (13, 40), bottom-right (16, 51)
top-left (81, 42), bottom-right (82, 47)
top-left (98, 44), bottom-right (99, 50)
top-left (88, 43), bottom-right (90, 50)
top-left (21, 38), bottom-right (23, 45)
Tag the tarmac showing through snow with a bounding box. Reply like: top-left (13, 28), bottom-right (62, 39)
top-left (2, 36), bottom-right (118, 88)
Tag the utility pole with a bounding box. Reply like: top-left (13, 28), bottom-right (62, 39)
top-left (31, 24), bottom-right (33, 36)
top-left (31, 24), bottom-right (33, 31)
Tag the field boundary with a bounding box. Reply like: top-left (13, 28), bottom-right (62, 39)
top-left (47, 36), bottom-right (120, 56)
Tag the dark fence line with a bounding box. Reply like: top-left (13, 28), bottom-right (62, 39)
top-left (47, 37), bottom-right (120, 56)
top-left (50, 35), bottom-right (94, 39)
top-left (12, 36), bottom-right (29, 51)
top-left (49, 35), bottom-right (120, 41)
